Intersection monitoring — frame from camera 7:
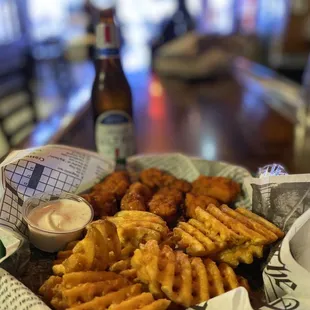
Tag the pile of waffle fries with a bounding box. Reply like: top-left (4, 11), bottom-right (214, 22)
top-left (40, 169), bottom-right (284, 309)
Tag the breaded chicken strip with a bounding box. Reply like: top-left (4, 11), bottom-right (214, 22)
top-left (184, 193), bottom-right (220, 218)
top-left (121, 182), bottom-right (152, 211)
top-left (148, 187), bottom-right (183, 224)
top-left (82, 192), bottom-right (117, 217)
top-left (191, 176), bottom-right (240, 203)
top-left (140, 168), bottom-right (191, 193)
top-left (93, 171), bottom-right (131, 200)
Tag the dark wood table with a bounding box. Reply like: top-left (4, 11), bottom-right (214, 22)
top-left (18, 59), bottom-right (310, 174)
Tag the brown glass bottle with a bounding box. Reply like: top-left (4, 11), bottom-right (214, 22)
top-left (91, 13), bottom-right (135, 166)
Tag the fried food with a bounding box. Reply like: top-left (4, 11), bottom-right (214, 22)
top-left (174, 207), bottom-right (243, 256)
top-left (66, 284), bottom-right (142, 310)
top-left (114, 210), bottom-right (165, 221)
top-left (120, 182), bottom-right (152, 211)
top-left (148, 187), bottom-right (183, 223)
top-left (93, 171), bottom-right (131, 200)
top-left (39, 275), bottom-right (62, 303)
top-left (81, 172), bottom-right (131, 218)
top-left (212, 244), bottom-right (264, 267)
top-left (140, 168), bottom-right (191, 193)
top-left (63, 283), bottom-right (170, 310)
top-left (131, 240), bottom-right (248, 307)
top-left (174, 205), bottom-right (283, 258)
top-left (218, 205), bottom-right (278, 243)
top-left (57, 278), bottom-right (130, 309)
top-left (107, 211), bottom-right (169, 257)
top-left (62, 271), bottom-right (123, 289)
top-left (237, 276), bottom-right (251, 291)
top-left (39, 271), bottom-right (128, 309)
top-left (184, 193), bottom-right (220, 218)
top-left (191, 176), bottom-right (241, 203)
top-left (53, 220), bottom-right (121, 275)
top-left (82, 192), bottom-right (117, 217)
top-left (109, 258), bottom-right (138, 282)
top-left (235, 207), bottom-right (285, 238)
top-left (206, 204), bottom-right (267, 245)
top-left (174, 222), bottom-right (219, 256)
top-left (40, 272), bottom-right (170, 310)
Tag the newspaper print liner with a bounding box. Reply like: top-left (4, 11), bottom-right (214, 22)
top-left (127, 153), bottom-right (252, 210)
top-left (0, 268), bottom-right (51, 310)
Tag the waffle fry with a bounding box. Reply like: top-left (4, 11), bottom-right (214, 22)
top-left (62, 271), bottom-right (124, 288)
top-left (237, 276), bottom-right (251, 291)
top-left (174, 222), bottom-right (217, 256)
top-left (66, 240), bottom-right (79, 250)
top-left (206, 205), bottom-right (267, 245)
top-left (66, 284), bottom-right (170, 310)
top-left (106, 211), bottom-right (169, 259)
top-left (66, 284), bottom-right (142, 310)
top-left (108, 293), bottom-right (154, 310)
top-left (212, 244), bottom-right (264, 267)
top-left (109, 258), bottom-right (138, 282)
top-left (107, 217), bottom-right (169, 236)
top-left (39, 276), bottom-right (62, 303)
top-left (114, 210), bottom-right (167, 224)
top-left (219, 205), bottom-right (278, 244)
top-left (131, 240), bottom-right (249, 307)
top-left (236, 207), bottom-right (285, 238)
top-left (194, 207), bottom-right (246, 245)
top-left (174, 207), bottom-right (243, 256)
top-left (53, 220), bottom-right (121, 275)
top-left (190, 257), bottom-right (209, 305)
top-left (203, 258), bottom-right (225, 297)
top-left (174, 205), bottom-right (283, 257)
top-left (218, 263), bottom-right (239, 291)
top-left (39, 271), bottom-right (132, 309)
top-left (61, 278), bottom-right (129, 308)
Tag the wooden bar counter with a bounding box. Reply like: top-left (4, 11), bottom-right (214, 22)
top-left (17, 59), bottom-right (310, 173)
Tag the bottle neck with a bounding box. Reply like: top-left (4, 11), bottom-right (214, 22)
top-left (177, 0), bottom-right (187, 11)
top-left (95, 21), bottom-right (120, 60)
top-left (95, 57), bottom-right (123, 73)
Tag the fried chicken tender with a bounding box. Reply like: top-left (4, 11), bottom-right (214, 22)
top-left (185, 193), bottom-right (220, 218)
top-left (191, 176), bottom-right (241, 203)
top-left (81, 171), bottom-right (131, 218)
top-left (148, 187), bottom-right (183, 224)
top-left (93, 171), bottom-right (131, 200)
top-left (82, 192), bottom-right (117, 217)
top-left (140, 168), bottom-right (191, 193)
top-left (121, 182), bottom-right (152, 211)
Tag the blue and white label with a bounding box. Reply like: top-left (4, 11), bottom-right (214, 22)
top-left (95, 110), bottom-right (135, 161)
top-left (96, 48), bottom-right (119, 59)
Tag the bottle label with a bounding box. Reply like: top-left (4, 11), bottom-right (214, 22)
top-left (95, 23), bottom-right (119, 59)
top-left (95, 111), bottom-right (135, 163)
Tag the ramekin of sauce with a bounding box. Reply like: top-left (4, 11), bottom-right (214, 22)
top-left (22, 193), bottom-right (93, 252)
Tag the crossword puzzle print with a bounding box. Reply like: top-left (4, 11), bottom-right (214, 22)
top-left (0, 159), bottom-right (82, 234)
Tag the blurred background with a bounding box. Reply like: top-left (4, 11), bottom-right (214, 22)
top-left (0, 0), bottom-right (309, 160)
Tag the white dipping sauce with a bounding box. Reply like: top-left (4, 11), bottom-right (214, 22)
top-left (28, 199), bottom-right (92, 232)
top-left (26, 198), bottom-right (92, 253)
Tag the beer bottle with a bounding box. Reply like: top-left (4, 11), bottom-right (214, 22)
top-left (91, 12), bottom-right (135, 166)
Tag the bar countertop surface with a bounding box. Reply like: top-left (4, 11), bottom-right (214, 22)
top-left (17, 58), bottom-right (310, 174)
